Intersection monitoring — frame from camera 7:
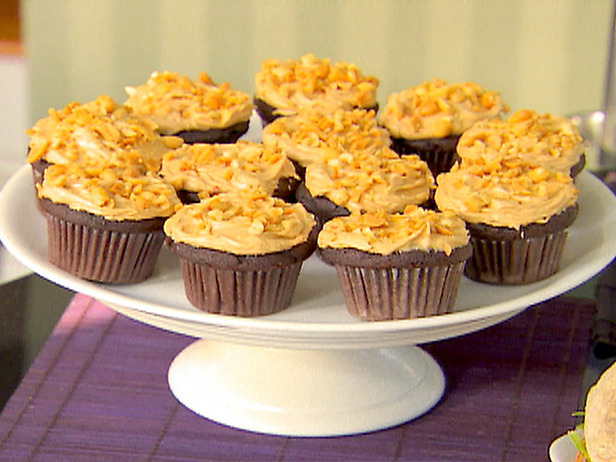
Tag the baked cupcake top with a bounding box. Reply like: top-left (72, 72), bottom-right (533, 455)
top-left (159, 141), bottom-right (298, 199)
top-left (26, 95), bottom-right (182, 172)
top-left (254, 53), bottom-right (379, 116)
top-left (318, 206), bottom-right (469, 256)
top-left (38, 163), bottom-right (181, 221)
top-left (304, 147), bottom-right (434, 214)
top-left (455, 109), bottom-right (586, 175)
top-left (164, 190), bottom-right (317, 255)
top-left (124, 71), bottom-right (254, 134)
top-left (261, 108), bottom-right (391, 168)
top-left (378, 79), bottom-right (508, 140)
top-left (434, 160), bottom-right (578, 229)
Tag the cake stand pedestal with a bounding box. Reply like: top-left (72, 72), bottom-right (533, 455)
top-left (167, 340), bottom-right (444, 437)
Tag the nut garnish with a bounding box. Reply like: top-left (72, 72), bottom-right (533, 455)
top-left (318, 206), bottom-right (469, 255)
top-left (379, 79), bottom-right (508, 139)
top-left (305, 147), bottom-right (434, 213)
top-left (124, 71), bottom-right (254, 133)
top-left (160, 141), bottom-right (298, 198)
top-left (262, 108), bottom-right (391, 167)
top-left (456, 109), bottom-right (586, 175)
top-left (255, 54), bottom-right (378, 115)
top-left (38, 163), bottom-right (181, 220)
top-left (164, 190), bottom-right (316, 254)
top-left (26, 95), bottom-right (180, 173)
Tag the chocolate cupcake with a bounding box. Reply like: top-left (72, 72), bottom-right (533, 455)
top-left (317, 207), bottom-right (472, 321)
top-left (298, 147), bottom-right (434, 222)
top-left (26, 95), bottom-right (181, 186)
top-left (261, 108), bottom-right (390, 177)
top-left (456, 109), bottom-right (587, 178)
top-left (124, 71), bottom-right (254, 144)
top-left (254, 53), bottom-right (379, 125)
top-left (164, 191), bottom-right (318, 316)
top-left (159, 141), bottom-right (299, 204)
top-left (435, 160), bottom-right (579, 284)
top-left (37, 163), bottom-right (181, 283)
top-left (378, 79), bottom-right (508, 177)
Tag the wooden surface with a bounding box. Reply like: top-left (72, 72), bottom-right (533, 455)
top-left (0, 0), bottom-right (21, 55)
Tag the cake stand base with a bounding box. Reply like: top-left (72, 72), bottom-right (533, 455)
top-left (167, 340), bottom-right (445, 437)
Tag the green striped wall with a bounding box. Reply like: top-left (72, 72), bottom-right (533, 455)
top-left (23, 0), bottom-right (612, 122)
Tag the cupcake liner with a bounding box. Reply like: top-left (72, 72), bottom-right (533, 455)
top-left (464, 231), bottom-right (568, 284)
top-left (334, 261), bottom-right (466, 321)
top-left (45, 214), bottom-right (165, 284)
top-left (178, 259), bottom-right (303, 316)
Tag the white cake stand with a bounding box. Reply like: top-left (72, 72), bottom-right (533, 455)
top-left (1, 165), bottom-right (616, 436)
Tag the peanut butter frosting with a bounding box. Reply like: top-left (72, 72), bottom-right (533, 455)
top-left (159, 141), bottom-right (298, 199)
top-left (434, 160), bottom-right (578, 228)
top-left (378, 79), bottom-right (508, 140)
top-left (317, 206), bottom-right (470, 256)
top-left (124, 71), bottom-right (254, 134)
top-left (455, 109), bottom-right (586, 174)
top-left (261, 108), bottom-right (391, 167)
top-left (26, 95), bottom-right (182, 172)
top-left (163, 191), bottom-right (317, 255)
top-left (38, 163), bottom-right (181, 221)
top-left (254, 53), bottom-right (379, 116)
top-left (304, 147), bottom-right (434, 214)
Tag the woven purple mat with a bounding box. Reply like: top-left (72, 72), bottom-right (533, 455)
top-left (0, 293), bottom-right (593, 461)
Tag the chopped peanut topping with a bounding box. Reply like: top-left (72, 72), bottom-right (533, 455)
top-left (262, 108), bottom-right (391, 167)
top-left (164, 190), bottom-right (316, 254)
top-left (435, 158), bottom-right (578, 228)
top-left (38, 163), bottom-right (181, 220)
top-left (456, 109), bottom-right (586, 175)
top-left (160, 141), bottom-right (298, 198)
top-left (318, 206), bottom-right (469, 255)
top-left (124, 71), bottom-right (254, 133)
top-left (379, 79), bottom-right (509, 139)
top-left (26, 95), bottom-right (180, 173)
top-left (305, 147), bottom-right (434, 214)
top-left (255, 53), bottom-right (378, 115)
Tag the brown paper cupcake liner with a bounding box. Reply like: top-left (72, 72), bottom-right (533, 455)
top-left (334, 262), bottom-right (466, 321)
top-left (45, 214), bottom-right (165, 284)
top-left (464, 231), bottom-right (568, 285)
top-left (178, 259), bottom-right (303, 316)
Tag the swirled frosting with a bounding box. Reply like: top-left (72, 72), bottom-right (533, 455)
top-left (124, 71), bottom-right (254, 134)
top-left (434, 161), bottom-right (578, 228)
top-left (317, 206), bottom-right (469, 256)
top-left (38, 163), bottom-right (181, 220)
top-left (304, 147), bottom-right (434, 213)
top-left (455, 109), bottom-right (586, 174)
top-left (164, 191), bottom-right (316, 254)
top-left (378, 79), bottom-right (508, 139)
top-left (159, 141), bottom-right (298, 199)
top-left (261, 108), bottom-right (391, 168)
top-left (254, 53), bottom-right (379, 116)
top-left (26, 95), bottom-right (182, 172)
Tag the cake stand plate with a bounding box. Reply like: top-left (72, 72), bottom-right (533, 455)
top-left (1, 165), bottom-right (616, 436)
top-left (168, 340), bottom-right (444, 436)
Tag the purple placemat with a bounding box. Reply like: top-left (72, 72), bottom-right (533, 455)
top-left (0, 294), bottom-right (594, 461)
